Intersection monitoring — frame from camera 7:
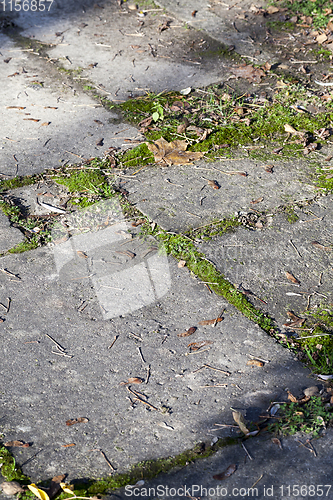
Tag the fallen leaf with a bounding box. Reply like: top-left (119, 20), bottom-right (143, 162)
top-left (138, 116), bottom-right (152, 128)
top-left (41, 122), bottom-right (51, 126)
top-left (66, 417), bottom-right (89, 426)
top-left (198, 317), bottom-right (223, 326)
top-left (262, 61), bottom-right (271, 71)
top-left (1, 482), bottom-right (25, 495)
top-left (60, 483), bottom-right (74, 495)
top-left (191, 10), bottom-right (197, 17)
top-left (178, 260), bottom-right (186, 268)
top-left (6, 106), bottom-right (26, 109)
top-left (44, 106), bottom-right (58, 109)
top-left (311, 241), bottom-right (330, 251)
top-left (317, 33), bottom-right (328, 44)
top-left (303, 143), bottom-right (318, 154)
top-left (177, 122), bottom-right (188, 134)
top-left (131, 219), bottom-right (145, 227)
top-left (28, 484), bottom-right (50, 500)
top-left (271, 437), bottom-right (282, 449)
top-left (187, 340), bottom-right (214, 351)
top-left (286, 311), bottom-right (301, 322)
top-left (48, 475), bottom-right (66, 499)
top-left (115, 250), bottom-right (136, 259)
top-left (207, 179), bottom-right (220, 189)
top-left (3, 57), bottom-right (12, 63)
top-left (284, 124), bottom-right (299, 135)
top-left (94, 119), bottom-right (103, 125)
top-left (61, 443), bottom-right (76, 447)
top-left (303, 386), bottom-right (319, 397)
top-left (232, 411), bottom-right (250, 434)
top-left (23, 118), bottom-right (40, 122)
top-left (8, 72), bottom-right (20, 77)
top-left (96, 138), bottom-right (104, 146)
top-left (250, 196), bottom-right (264, 204)
top-left (147, 137), bottom-right (205, 166)
top-left (266, 5), bottom-right (279, 14)
top-left (285, 271), bottom-right (300, 285)
top-left (247, 359), bottom-right (264, 367)
top-left (229, 64), bottom-right (265, 83)
top-left (178, 326), bottom-right (197, 337)
top-left (4, 440), bottom-right (30, 447)
top-left (264, 164), bottom-right (274, 173)
top-left (128, 377), bottom-right (143, 384)
top-left (77, 250), bottom-right (88, 259)
top-left (213, 463), bottom-right (237, 480)
top-left (180, 87), bottom-right (191, 95)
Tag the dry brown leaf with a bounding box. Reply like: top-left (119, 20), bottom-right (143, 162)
top-left (178, 260), bottom-right (186, 268)
top-left (44, 106), bottom-right (58, 109)
top-left (207, 179), bottom-right (220, 189)
top-left (250, 196), bottom-right (264, 204)
top-left (1, 482), bottom-right (25, 495)
top-left (116, 250), bottom-right (136, 259)
top-left (247, 359), bottom-right (264, 367)
top-left (266, 5), bottom-right (279, 14)
top-left (285, 271), bottom-right (300, 285)
top-left (311, 241), bottom-right (330, 251)
top-left (177, 122), bottom-right (188, 134)
top-left (4, 440), bottom-right (30, 447)
top-left (77, 250), bottom-right (88, 259)
top-left (287, 391), bottom-right (310, 404)
top-left (213, 464), bottom-right (237, 480)
top-left (66, 417), bottom-right (89, 426)
top-left (147, 137), bottom-right (205, 166)
top-left (48, 474), bottom-right (66, 499)
top-left (317, 33), bottom-right (328, 44)
top-left (6, 106), bottom-right (26, 109)
top-left (187, 340), bottom-right (214, 351)
top-left (41, 122), bottom-right (51, 126)
top-left (128, 377), bottom-right (143, 384)
top-left (262, 61), bottom-right (271, 71)
top-left (23, 118), bottom-right (40, 122)
top-left (178, 326), bottom-right (197, 337)
top-left (131, 219), bottom-right (145, 227)
top-left (229, 64), bottom-right (265, 83)
top-left (232, 411), bottom-right (250, 434)
top-left (198, 317), bottom-right (223, 326)
top-left (271, 437), bottom-right (282, 449)
top-left (284, 123), bottom-right (298, 135)
top-left (61, 443), bottom-right (76, 447)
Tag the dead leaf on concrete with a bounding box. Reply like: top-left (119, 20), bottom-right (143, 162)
top-left (48, 475), bottom-right (66, 499)
top-left (311, 241), bottom-right (330, 251)
top-left (271, 437), bottom-right (283, 449)
top-left (207, 179), bottom-right (220, 189)
top-left (213, 464), bottom-right (237, 480)
top-left (4, 440), bottom-right (30, 447)
top-left (188, 340), bottom-right (214, 351)
top-left (317, 33), bottom-right (328, 44)
top-left (266, 5), bottom-right (279, 14)
top-left (178, 326), bottom-right (197, 337)
top-left (229, 64), bottom-right (265, 83)
top-left (147, 137), bottom-right (205, 165)
top-left (285, 271), bottom-right (300, 285)
top-left (287, 391), bottom-right (310, 404)
top-left (66, 417), bottom-right (89, 426)
top-left (250, 196), bottom-right (264, 204)
top-left (232, 411), bottom-right (250, 435)
top-left (77, 250), bottom-right (88, 259)
top-left (178, 260), bottom-right (186, 268)
top-left (1, 482), bottom-right (25, 495)
top-left (198, 317), bottom-right (223, 326)
top-left (247, 359), bottom-right (264, 367)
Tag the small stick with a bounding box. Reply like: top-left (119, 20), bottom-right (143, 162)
top-left (213, 309), bottom-right (225, 327)
top-left (161, 334), bottom-right (168, 344)
top-left (305, 293), bottom-right (313, 311)
top-left (305, 439), bottom-right (317, 457)
top-left (165, 178), bottom-right (184, 187)
top-left (24, 341), bottom-right (40, 344)
top-left (52, 351), bottom-right (73, 358)
top-left (6, 298), bottom-right (11, 313)
top-left (249, 354), bottom-right (270, 363)
top-left (289, 239), bottom-right (302, 258)
top-left (200, 384), bottom-right (227, 388)
top-left (185, 348), bottom-right (211, 356)
top-left (137, 346), bottom-right (145, 363)
top-left (251, 474), bottom-right (264, 489)
top-left (318, 272), bottom-right (323, 286)
top-left (108, 335), bottom-right (119, 349)
top-left (214, 424), bottom-right (239, 428)
top-left (89, 449), bottom-right (115, 472)
top-left (185, 211), bottom-right (201, 218)
top-left (45, 333), bottom-right (66, 353)
top-left (241, 442), bottom-right (253, 460)
top-left (129, 332), bottom-right (143, 341)
top-left (0, 268), bottom-right (21, 280)
top-left (64, 150), bottom-right (87, 160)
top-left (145, 364), bottom-right (151, 384)
top-left (126, 386), bottom-right (158, 411)
top-left (204, 364), bottom-right (231, 376)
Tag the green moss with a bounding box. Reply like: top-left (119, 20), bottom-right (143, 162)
top-left (316, 167), bottom-right (333, 192)
top-left (0, 446), bottom-right (30, 483)
top-left (284, 206), bottom-right (299, 223)
top-left (0, 175), bottom-right (40, 192)
top-left (185, 217), bottom-right (241, 241)
top-left (118, 143), bottom-right (155, 168)
top-left (266, 20), bottom-right (295, 30)
top-left (7, 239), bottom-right (39, 254)
top-left (275, 0), bottom-right (333, 29)
top-left (52, 169), bottom-right (107, 193)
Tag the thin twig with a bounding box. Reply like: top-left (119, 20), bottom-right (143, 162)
top-left (204, 364), bottom-right (231, 376)
top-left (241, 442), bottom-right (253, 460)
top-left (126, 386), bottom-right (158, 411)
top-left (137, 346), bottom-right (145, 363)
top-left (108, 335), bottom-right (119, 349)
top-left (45, 333), bottom-right (66, 352)
top-left (145, 364), bottom-right (151, 384)
top-left (289, 239), bottom-right (302, 258)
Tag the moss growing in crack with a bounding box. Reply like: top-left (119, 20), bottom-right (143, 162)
top-left (284, 206), bottom-right (299, 223)
top-left (7, 239), bottom-right (39, 254)
top-left (316, 167), bottom-right (333, 192)
top-left (185, 217), bottom-right (241, 241)
top-left (0, 445), bottom-right (30, 483)
top-left (0, 175), bottom-right (40, 193)
top-left (118, 143), bottom-right (154, 168)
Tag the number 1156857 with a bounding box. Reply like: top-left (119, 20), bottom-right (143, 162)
top-left (1, 0), bottom-right (53, 11)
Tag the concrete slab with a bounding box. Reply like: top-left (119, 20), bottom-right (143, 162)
top-left (0, 228), bottom-right (313, 481)
top-left (197, 196), bottom-right (333, 327)
top-left (125, 158), bottom-right (318, 232)
top-left (0, 211), bottom-right (24, 254)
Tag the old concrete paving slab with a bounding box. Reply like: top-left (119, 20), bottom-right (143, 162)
top-left (124, 158), bottom-right (320, 232)
top-left (0, 212), bottom-right (24, 253)
top-left (0, 0), bottom-right (333, 494)
top-left (197, 196), bottom-right (333, 327)
top-left (0, 231), bottom-right (313, 481)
